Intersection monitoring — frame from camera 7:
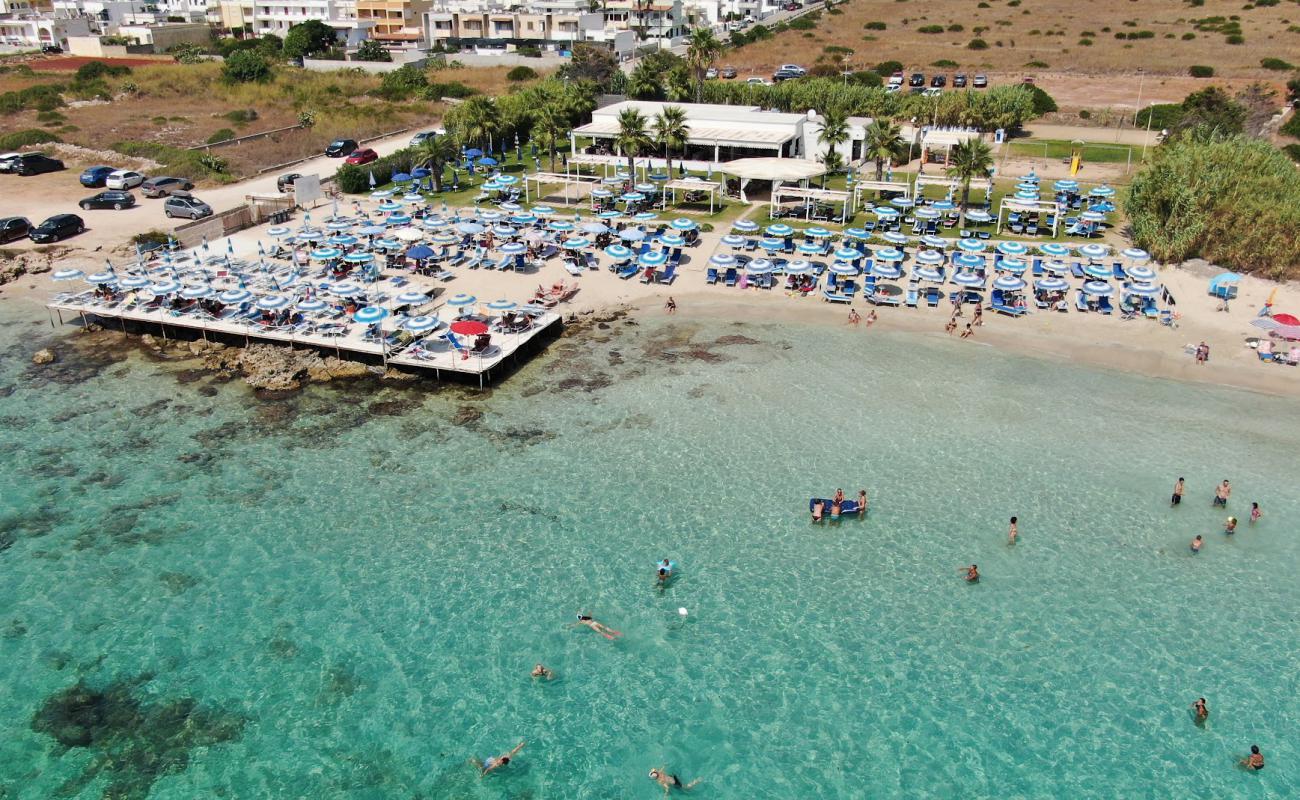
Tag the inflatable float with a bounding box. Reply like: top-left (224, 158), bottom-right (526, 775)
top-left (808, 498), bottom-right (861, 517)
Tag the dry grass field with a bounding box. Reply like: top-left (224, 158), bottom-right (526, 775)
top-left (728, 0), bottom-right (1300, 109)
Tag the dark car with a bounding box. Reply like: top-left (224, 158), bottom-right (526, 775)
top-left (324, 138), bottom-right (358, 157)
top-left (0, 216), bottom-right (31, 243)
top-left (930, 75), bottom-right (946, 88)
top-left (783, 1), bottom-right (803, 9)
top-left (163, 193), bottom-right (213, 220)
top-left (720, 65), bottom-right (737, 79)
top-left (277, 172), bottom-right (302, 193)
top-left (41, 44), bottom-right (63, 54)
top-left (909, 73), bottom-right (925, 87)
top-left (80, 190), bottom-right (136, 210)
top-left (141, 176), bottom-right (193, 198)
top-left (953, 73), bottom-right (968, 88)
top-left (344, 147), bottom-right (378, 166)
top-left (973, 74), bottom-right (988, 88)
top-left (772, 68), bottom-right (804, 82)
top-left (79, 165), bottom-right (115, 187)
top-left (29, 214), bottom-right (84, 243)
top-left (15, 153), bottom-right (65, 176)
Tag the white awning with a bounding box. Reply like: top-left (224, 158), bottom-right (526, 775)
top-left (572, 120), bottom-right (795, 148)
top-left (720, 157), bottom-right (825, 181)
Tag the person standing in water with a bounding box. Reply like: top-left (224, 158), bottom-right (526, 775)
top-left (961, 564), bottom-right (980, 583)
top-left (649, 767), bottom-right (701, 794)
top-left (1008, 516), bottom-right (1018, 544)
top-left (1250, 502), bottom-right (1261, 525)
top-left (656, 559), bottom-right (675, 586)
top-left (1240, 745), bottom-right (1264, 771)
top-left (857, 490), bottom-right (868, 517)
top-left (1213, 479), bottom-right (1231, 508)
top-left (531, 664), bottom-right (553, 680)
top-left (1171, 477), bottom-right (1184, 507)
top-left (1192, 698), bottom-right (1209, 723)
top-left (1224, 517), bottom-right (1237, 535)
top-left (473, 741), bottom-right (525, 778)
top-left (1191, 535), bottom-right (1203, 554)
top-left (572, 614), bottom-right (622, 640)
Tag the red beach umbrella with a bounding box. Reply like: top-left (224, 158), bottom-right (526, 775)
top-left (450, 320), bottom-right (489, 336)
top-left (1271, 313), bottom-right (1299, 326)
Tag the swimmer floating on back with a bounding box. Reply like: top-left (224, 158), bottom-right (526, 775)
top-left (572, 613), bottom-right (622, 640)
top-left (472, 741), bottom-right (525, 778)
top-left (649, 767), bottom-right (701, 795)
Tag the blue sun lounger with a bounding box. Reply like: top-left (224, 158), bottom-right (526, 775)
top-left (1075, 290), bottom-right (1089, 312)
top-left (822, 287), bottom-right (853, 304)
top-left (706, 267), bottom-right (719, 284)
top-left (656, 264), bottom-right (677, 284)
top-left (724, 267), bottom-right (738, 286)
top-left (617, 263), bottom-right (639, 279)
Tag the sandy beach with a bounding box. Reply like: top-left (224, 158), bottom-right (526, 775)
top-left (3, 199), bottom-right (1298, 399)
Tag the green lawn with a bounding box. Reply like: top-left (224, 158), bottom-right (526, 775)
top-left (1004, 138), bottom-right (1143, 165)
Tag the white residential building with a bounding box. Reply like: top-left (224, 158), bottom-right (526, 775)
top-left (250, 0), bottom-right (358, 36)
top-left (0, 13), bottom-right (90, 49)
top-left (51, 0), bottom-right (159, 29)
top-left (157, 0), bottom-right (210, 21)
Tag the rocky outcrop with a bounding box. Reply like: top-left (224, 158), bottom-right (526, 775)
top-left (31, 348), bottom-right (55, 365)
top-left (200, 343), bottom-right (378, 391)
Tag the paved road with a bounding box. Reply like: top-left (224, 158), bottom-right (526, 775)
top-left (3, 129), bottom-right (422, 255)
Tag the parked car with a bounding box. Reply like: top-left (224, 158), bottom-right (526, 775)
top-left (777, 63), bottom-right (806, 76)
top-left (276, 172), bottom-right (302, 193)
top-left (922, 87), bottom-right (942, 98)
top-left (720, 65), bottom-right (737, 79)
top-left (0, 152), bottom-right (24, 173)
top-left (705, 67), bottom-right (718, 80)
top-left (15, 153), bottom-right (65, 176)
top-left (78, 165), bottom-right (114, 187)
top-left (29, 213), bottom-right (84, 243)
top-left (930, 75), bottom-right (946, 88)
top-left (105, 169), bottom-right (144, 190)
top-left (163, 193), bottom-right (213, 220)
top-left (909, 72), bottom-right (925, 87)
top-left (1022, 76), bottom-right (1035, 85)
top-left (41, 44), bottom-right (63, 54)
top-left (0, 216), bottom-right (31, 243)
top-left (345, 147), bottom-right (379, 166)
top-left (783, 1), bottom-right (803, 10)
top-left (141, 176), bottom-right (193, 198)
top-left (409, 128), bottom-right (445, 147)
top-left (745, 77), bottom-right (771, 86)
top-left (973, 74), bottom-right (988, 88)
top-left (772, 69), bottom-right (802, 82)
top-left (953, 73), bottom-right (968, 88)
top-left (80, 190), bottom-right (136, 210)
top-left (325, 138), bottom-right (358, 157)
top-left (887, 72), bottom-right (904, 87)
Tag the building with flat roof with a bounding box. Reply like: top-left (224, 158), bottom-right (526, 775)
top-left (571, 100), bottom-right (872, 164)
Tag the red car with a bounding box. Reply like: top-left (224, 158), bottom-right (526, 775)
top-left (345, 148), bottom-right (378, 166)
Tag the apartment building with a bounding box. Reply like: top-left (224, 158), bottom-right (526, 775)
top-left (250, 0), bottom-right (357, 36)
top-left (356, 0), bottom-right (427, 46)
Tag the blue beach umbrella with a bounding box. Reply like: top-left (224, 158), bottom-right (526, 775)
top-left (1090, 185), bottom-right (1115, 197)
top-left (660, 233), bottom-right (687, 248)
top-left (997, 257), bottom-right (1027, 273)
top-left (733, 220), bottom-right (760, 233)
top-left (873, 207), bottom-right (899, 220)
top-left (397, 291), bottom-right (429, 305)
top-left (913, 266), bottom-right (944, 283)
top-left (994, 275), bottom-right (1027, 292)
top-left (965, 209), bottom-right (992, 223)
top-left (404, 315), bottom-right (439, 332)
top-left (1122, 247), bottom-right (1150, 262)
top-left (297, 299), bottom-right (327, 312)
top-left (843, 227), bottom-right (869, 239)
top-left (920, 235), bottom-right (947, 249)
top-left (604, 244), bottom-right (633, 260)
top-left (353, 306), bottom-right (388, 324)
top-left (257, 294), bottom-right (289, 310)
top-left (548, 220), bottom-right (575, 232)
top-left (1082, 280), bottom-right (1114, 296)
top-left (1079, 243), bottom-right (1109, 260)
top-left (218, 289), bottom-right (251, 303)
top-left (829, 261), bottom-right (858, 276)
top-left (1124, 283), bottom-right (1160, 297)
top-left (1084, 262), bottom-right (1113, 280)
top-left (784, 259), bottom-right (814, 275)
top-left (487, 300), bottom-right (517, 311)
top-left (378, 202), bottom-right (403, 212)
top-left (1038, 242), bottom-right (1070, 257)
top-left (387, 213), bottom-right (412, 226)
top-left (1034, 277), bottom-right (1069, 292)
top-left (997, 241), bottom-right (1028, 256)
top-left (914, 208), bottom-right (940, 220)
top-left (581, 222), bottom-right (609, 234)
top-left (759, 238), bottom-right (784, 251)
top-left (330, 282), bottom-right (363, 297)
top-left (670, 217), bottom-right (697, 231)
top-left (563, 237), bottom-right (591, 250)
top-left (639, 250), bottom-right (668, 267)
top-left (446, 293), bottom-right (476, 307)
top-left (875, 247), bottom-right (905, 262)
top-left (765, 223), bottom-right (794, 237)
top-left (180, 285), bottom-right (212, 299)
top-left (745, 258), bottom-right (774, 274)
top-left (872, 261), bottom-right (903, 279)
top-left (953, 252), bottom-right (986, 270)
top-left (119, 275), bottom-right (151, 288)
top-left (150, 280), bottom-right (181, 294)
top-left (406, 245), bottom-right (435, 260)
top-left (86, 271), bottom-right (116, 284)
top-left (833, 247), bottom-right (862, 261)
top-left (803, 226), bottom-right (832, 238)
top-left (500, 241), bottom-right (527, 255)
top-left (797, 241), bottom-right (823, 255)
top-left (1043, 259), bottom-right (1070, 274)
top-left (931, 200), bottom-right (956, 211)
top-left (709, 253), bottom-right (737, 267)
top-left (951, 271), bottom-right (985, 288)
top-left (1126, 264), bottom-right (1156, 282)
top-left (915, 249), bottom-right (945, 266)
top-left (957, 238), bottom-right (985, 253)
top-left (881, 231), bottom-right (908, 245)
top-left (889, 196), bottom-right (914, 208)
top-left (721, 234), bottom-right (746, 248)
top-left (619, 228), bottom-right (646, 242)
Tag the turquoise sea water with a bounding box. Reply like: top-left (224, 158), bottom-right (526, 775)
top-left (1, 302), bottom-right (1298, 799)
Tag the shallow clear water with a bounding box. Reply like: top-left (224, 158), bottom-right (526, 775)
top-left (1, 304), bottom-right (1297, 799)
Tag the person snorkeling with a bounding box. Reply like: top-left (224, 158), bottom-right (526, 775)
top-left (572, 613), bottom-right (621, 640)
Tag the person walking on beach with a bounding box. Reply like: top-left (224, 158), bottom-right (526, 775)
top-left (1171, 477), bottom-right (1184, 507)
top-left (665, 296), bottom-right (677, 314)
top-left (1008, 516), bottom-right (1018, 545)
top-left (649, 767), bottom-right (701, 794)
top-left (848, 308), bottom-right (861, 326)
top-left (1240, 745), bottom-right (1264, 771)
top-left (1190, 535), bottom-right (1203, 554)
top-left (865, 309), bottom-right (878, 327)
top-left (973, 305), bottom-right (984, 327)
top-left (572, 614), bottom-right (622, 640)
top-left (1195, 341), bottom-right (1210, 364)
top-left (1192, 698), bottom-right (1209, 723)
top-left (473, 741), bottom-right (525, 778)
top-left (951, 293), bottom-right (963, 317)
top-left (1250, 502), bottom-right (1261, 525)
top-left (1213, 480), bottom-right (1231, 508)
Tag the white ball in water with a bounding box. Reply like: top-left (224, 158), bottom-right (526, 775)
top-left (678, 607), bottom-right (688, 616)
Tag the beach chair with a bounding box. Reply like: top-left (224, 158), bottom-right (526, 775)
top-left (1142, 299), bottom-right (1159, 319)
top-left (563, 260), bottom-right (584, 277)
top-left (1097, 296), bottom-right (1114, 315)
top-left (977, 231), bottom-right (991, 240)
top-left (1112, 263), bottom-right (1126, 280)
top-left (617, 263), bottom-right (639, 279)
top-left (906, 287), bottom-right (919, 308)
top-left (821, 287), bottom-right (853, 304)
top-left (744, 237), bottom-right (758, 252)
top-left (1032, 258), bottom-right (1044, 277)
top-left (706, 267), bottom-right (719, 284)
top-left (1075, 291), bottom-right (1089, 312)
top-left (656, 264), bottom-right (677, 285)
top-left (925, 287), bottom-right (941, 307)
top-left (724, 267), bottom-right (738, 286)
top-left (1070, 261), bottom-right (1085, 279)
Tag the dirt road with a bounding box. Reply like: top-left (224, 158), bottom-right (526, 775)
top-left (2, 130), bottom-right (422, 254)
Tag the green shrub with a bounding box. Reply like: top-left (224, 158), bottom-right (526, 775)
top-left (864, 21), bottom-right (886, 30)
top-left (1181, 32), bottom-right (1196, 40)
top-left (846, 70), bottom-right (882, 87)
top-left (0, 129), bottom-right (61, 150)
top-left (1078, 109), bottom-right (1091, 119)
top-left (1282, 143), bottom-right (1300, 163)
top-left (918, 25), bottom-right (944, 33)
top-left (874, 60), bottom-right (903, 75)
top-left (1188, 65), bottom-right (1215, 77)
top-left (967, 38), bottom-right (989, 50)
top-left (207, 128), bottom-right (236, 144)
top-left (132, 230), bottom-right (172, 248)
top-left (424, 81), bottom-right (477, 100)
top-left (334, 147), bottom-right (418, 193)
top-left (1026, 85), bottom-right (1057, 114)
top-left (1079, 38), bottom-right (1094, 46)
top-left (1127, 135), bottom-right (1300, 279)
top-left (1226, 34), bottom-right (1244, 44)
top-left (111, 140), bottom-right (230, 180)
top-left (788, 16), bottom-right (816, 31)
top-left (354, 39), bottom-right (391, 62)
top-left (377, 64), bottom-right (426, 100)
top-left (224, 108), bottom-right (259, 124)
top-left (517, 44), bottom-right (542, 57)
top-left (931, 59), bottom-right (958, 67)
top-left (1261, 58), bottom-right (1295, 71)
top-left (35, 110), bottom-right (65, 124)
top-left (1025, 60), bottom-right (1049, 68)
top-left (1136, 103), bottom-right (1184, 129)
top-left (74, 61), bottom-right (131, 82)
top-left (0, 84), bottom-right (66, 113)
top-left (947, 24), bottom-right (964, 32)
top-left (222, 51), bottom-right (272, 83)
top-left (506, 65), bottom-right (538, 82)
top-left (1280, 113), bottom-right (1300, 138)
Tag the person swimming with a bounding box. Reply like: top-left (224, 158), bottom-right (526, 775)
top-left (573, 614), bottom-right (622, 640)
top-left (656, 559), bottom-right (675, 585)
top-left (531, 664), bottom-right (553, 680)
top-left (1191, 535), bottom-right (1202, 554)
top-left (1192, 697), bottom-right (1209, 722)
top-left (1240, 744), bottom-right (1264, 771)
top-left (649, 767), bottom-right (701, 795)
top-left (474, 741), bottom-right (525, 778)
top-left (830, 500), bottom-right (842, 520)
top-left (962, 564), bottom-right (979, 583)
top-left (1224, 517), bottom-right (1237, 535)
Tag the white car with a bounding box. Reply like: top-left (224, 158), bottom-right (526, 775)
top-left (105, 169), bottom-right (145, 190)
top-left (745, 77), bottom-right (771, 86)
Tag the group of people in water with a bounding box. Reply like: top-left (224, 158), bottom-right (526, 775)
top-left (1174, 477), bottom-right (1262, 554)
top-left (483, 558), bottom-right (698, 791)
top-left (811, 489), bottom-right (869, 522)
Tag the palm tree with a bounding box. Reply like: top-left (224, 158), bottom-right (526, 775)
top-left (452, 96), bottom-right (501, 151)
top-left (946, 137), bottom-right (994, 225)
top-left (864, 119), bottom-right (903, 182)
top-left (817, 107), bottom-right (849, 187)
top-left (820, 149), bottom-right (844, 189)
top-left (413, 134), bottom-right (461, 192)
top-left (685, 28), bottom-right (722, 103)
top-left (627, 59), bottom-right (663, 100)
top-left (614, 107), bottom-right (653, 180)
top-left (653, 105), bottom-right (690, 176)
top-left (533, 102), bottom-right (567, 172)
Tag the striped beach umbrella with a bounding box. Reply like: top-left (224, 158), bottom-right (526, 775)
top-left (531, 206), bottom-right (555, 216)
top-left (920, 235), bottom-right (947, 249)
top-left (86, 271), bottom-right (116, 284)
top-left (881, 231), bottom-right (909, 245)
top-left (913, 266), bottom-right (944, 283)
top-left (1090, 185), bottom-right (1115, 197)
top-left (353, 306), bottom-right (387, 324)
top-left (1082, 280), bottom-right (1114, 296)
top-left (581, 222), bottom-right (609, 234)
top-left (404, 315), bottom-right (439, 332)
top-left (1126, 264), bottom-right (1156, 282)
top-left (784, 259), bottom-right (814, 274)
top-left (386, 213), bottom-right (412, 226)
top-left (997, 241), bottom-right (1027, 256)
top-left (803, 226), bottom-right (832, 238)
top-left (487, 299), bottom-right (517, 311)
top-left (180, 285), bottom-right (212, 299)
top-left (590, 188), bottom-right (613, 198)
top-left (953, 252), bottom-right (986, 270)
top-left (829, 261), bottom-right (858, 276)
top-left (604, 244), bottom-right (633, 260)
top-left (915, 249), bottom-right (945, 266)
top-left (670, 217), bottom-right (697, 230)
top-left (1080, 210), bottom-right (1107, 223)
top-left (710, 253), bottom-right (737, 267)
top-left (119, 275), bottom-right (151, 288)
top-left (549, 220), bottom-right (575, 232)
top-left (765, 223), bottom-right (794, 237)
top-left (994, 275), bottom-right (1026, 292)
top-left (256, 294), bottom-right (289, 310)
top-left (297, 299), bottom-right (327, 312)
top-left (1084, 262), bottom-right (1113, 280)
top-left (397, 291), bottom-right (429, 305)
top-left (218, 289), bottom-right (251, 304)
top-left (1124, 283), bottom-right (1160, 297)
top-left (733, 220), bottom-right (760, 232)
top-left (931, 200), bottom-right (956, 211)
top-left (997, 257), bottom-right (1027, 274)
top-left (562, 237), bottom-right (591, 250)
top-left (951, 271), bottom-right (985, 288)
top-left (957, 238), bottom-right (985, 253)
top-left (1122, 247), bottom-right (1150, 262)
top-left (965, 209), bottom-right (992, 223)
top-left (500, 241), bottom-right (527, 255)
top-left (478, 210), bottom-right (503, 221)
top-left (620, 192), bottom-right (644, 202)
top-left (639, 250), bottom-right (668, 267)
top-left (872, 261), bottom-right (903, 279)
top-left (875, 247), bottom-right (905, 262)
top-left (720, 234), bottom-right (746, 248)
top-left (445, 293), bottom-right (476, 307)
top-left (1079, 243), bottom-right (1109, 260)
top-left (598, 210), bottom-right (622, 220)
top-left (1038, 242), bottom-right (1070, 257)
top-left (873, 207), bottom-right (899, 219)
top-left (1034, 277), bottom-right (1069, 292)
top-left (745, 258), bottom-right (774, 274)
top-left (758, 238), bottom-right (784, 251)
top-left (343, 252), bottom-right (374, 264)
top-left (53, 268), bottom-right (85, 281)
top-left (377, 202), bottom-right (403, 212)
top-left (659, 233), bottom-right (686, 248)
top-left (843, 227), bottom-right (870, 239)
top-left (150, 280), bottom-right (181, 294)
top-left (495, 174), bottom-right (518, 185)
top-left (492, 225), bottom-right (517, 237)
top-left (833, 247), bottom-right (862, 261)
top-left (797, 241), bottom-right (823, 255)
top-left (1043, 260), bottom-right (1070, 274)
top-left (1053, 179), bottom-right (1079, 192)
top-left (914, 208), bottom-right (940, 220)
top-left (889, 196), bottom-right (914, 208)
